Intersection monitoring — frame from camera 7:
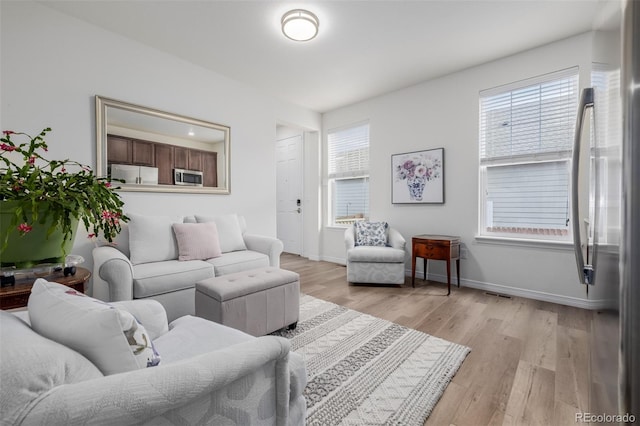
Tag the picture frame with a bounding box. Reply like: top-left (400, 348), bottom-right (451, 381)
top-left (391, 148), bottom-right (444, 204)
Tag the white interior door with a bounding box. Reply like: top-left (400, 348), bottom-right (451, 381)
top-left (276, 135), bottom-right (303, 255)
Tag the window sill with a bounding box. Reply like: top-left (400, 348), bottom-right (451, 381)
top-left (474, 235), bottom-right (573, 251)
top-left (325, 226), bottom-right (349, 232)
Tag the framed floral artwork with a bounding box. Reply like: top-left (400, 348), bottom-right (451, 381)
top-left (391, 148), bottom-right (444, 204)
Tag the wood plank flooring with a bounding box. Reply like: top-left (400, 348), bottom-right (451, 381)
top-left (280, 253), bottom-right (591, 426)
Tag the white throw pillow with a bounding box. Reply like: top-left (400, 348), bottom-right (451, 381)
top-left (172, 222), bottom-right (222, 261)
top-left (28, 279), bottom-right (161, 375)
top-left (128, 213), bottom-right (183, 265)
top-left (195, 214), bottom-right (247, 253)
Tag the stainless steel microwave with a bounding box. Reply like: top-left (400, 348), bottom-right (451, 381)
top-left (174, 169), bottom-right (203, 186)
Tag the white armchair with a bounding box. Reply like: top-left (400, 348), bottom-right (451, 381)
top-left (344, 223), bottom-right (407, 285)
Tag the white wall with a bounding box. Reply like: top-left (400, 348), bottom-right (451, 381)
top-left (0, 1), bottom-right (320, 275)
top-left (321, 33), bottom-right (600, 308)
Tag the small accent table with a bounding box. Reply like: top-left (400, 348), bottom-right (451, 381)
top-left (411, 235), bottom-right (461, 295)
top-left (0, 267), bottom-right (90, 310)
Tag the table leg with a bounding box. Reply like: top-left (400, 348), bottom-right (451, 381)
top-left (456, 259), bottom-right (461, 288)
top-left (423, 258), bottom-right (427, 281)
top-left (412, 255), bottom-right (416, 288)
top-left (446, 258), bottom-right (451, 296)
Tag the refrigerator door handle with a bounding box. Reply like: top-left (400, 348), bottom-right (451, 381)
top-left (571, 87), bottom-right (595, 285)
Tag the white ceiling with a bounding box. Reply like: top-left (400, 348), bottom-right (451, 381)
top-left (42, 0), bottom-right (609, 113)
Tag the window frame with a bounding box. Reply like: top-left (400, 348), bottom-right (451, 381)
top-left (326, 121), bottom-right (370, 227)
top-left (477, 68), bottom-right (579, 243)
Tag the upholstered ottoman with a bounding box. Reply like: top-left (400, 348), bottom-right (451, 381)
top-left (195, 267), bottom-right (300, 336)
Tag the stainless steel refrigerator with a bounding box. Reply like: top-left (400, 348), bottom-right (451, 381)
top-left (572, 0), bottom-right (639, 420)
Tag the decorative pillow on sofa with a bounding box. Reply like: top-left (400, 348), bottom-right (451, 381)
top-left (128, 213), bottom-right (183, 265)
top-left (354, 221), bottom-right (389, 246)
top-left (28, 279), bottom-right (161, 376)
top-left (172, 222), bottom-right (222, 261)
top-left (195, 214), bottom-right (247, 253)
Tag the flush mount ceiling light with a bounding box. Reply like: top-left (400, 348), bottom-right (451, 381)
top-left (281, 9), bottom-right (319, 42)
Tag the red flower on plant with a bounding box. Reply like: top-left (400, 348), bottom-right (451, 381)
top-left (17, 223), bottom-right (33, 234)
top-left (2, 130), bottom-right (15, 135)
top-left (87, 233), bottom-right (96, 239)
top-left (1, 143), bottom-right (16, 151)
top-left (101, 211), bottom-right (121, 224)
top-left (104, 182), bottom-right (112, 188)
top-left (28, 156), bottom-right (36, 165)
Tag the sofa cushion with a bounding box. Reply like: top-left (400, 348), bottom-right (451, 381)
top-left (347, 246), bottom-right (406, 263)
top-left (133, 260), bottom-right (214, 298)
top-left (354, 221), bottom-right (389, 246)
top-left (172, 222), bottom-right (222, 261)
top-left (128, 213), bottom-right (183, 265)
top-left (207, 250), bottom-right (270, 276)
top-left (28, 279), bottom-right (161, 375)
top-left (195, 214), bottom-right (247, 253)
top-left (0, 311), bottom-right (103, 424)
top-left (153, 315), bottom-right (254, 363)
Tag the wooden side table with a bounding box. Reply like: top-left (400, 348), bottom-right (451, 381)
top-left (0, 267), bottom-right (91, 310)
top-left (411, 235), bottom-right (461, 295)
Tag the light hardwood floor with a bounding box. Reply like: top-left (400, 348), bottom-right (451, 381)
top-left (280, 253), bottom-right (591, 426)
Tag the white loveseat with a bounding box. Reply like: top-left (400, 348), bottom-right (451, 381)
top-left (0, 291), bottom-right (306, 425)
top-left (92, 213), bottom-right (284, 321)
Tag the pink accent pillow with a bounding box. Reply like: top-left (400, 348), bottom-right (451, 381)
top-left (172, 222), bottom-right (222, 261)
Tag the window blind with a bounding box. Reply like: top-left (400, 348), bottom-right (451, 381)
top-left (480, 68), bottom-right (579, 164)
top-left (328, 123), bottom-right (370, 225)
top-left (485, 161), bottom-right (570, 235)
top-left (328, 123), bottom-right (369, 179)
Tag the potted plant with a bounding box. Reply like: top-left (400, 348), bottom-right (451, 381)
top-left (0, 127), bottom-right (128, 268)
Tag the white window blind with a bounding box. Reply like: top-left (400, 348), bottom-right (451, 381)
top-left (328, 123), bottom-right (369, 225)
top-left (479, 68), bottom-right (578, 238)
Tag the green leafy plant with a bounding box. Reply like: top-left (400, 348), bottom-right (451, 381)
top-left (0, 127), bottom-right (128, 253)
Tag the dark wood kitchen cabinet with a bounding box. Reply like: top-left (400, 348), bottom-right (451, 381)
top-left (107, 134), bottom-right (218, 187)
top-left (131, 140), bottom-right (154, 166)
top-left (188, 150), bottom-right (203, 172)
top-left (173, 146), bottom-right (189, 170)
top-left (106, 135), bottom-right (154, 166)
top-left (107, 135), bottom-right (132, 164)
top-left (154, 144), bottom-right (174, 185)
top-left (202, 151), bottom-right (217, 187)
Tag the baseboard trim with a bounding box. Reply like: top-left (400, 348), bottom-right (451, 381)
top-left (311, 258), bottom-right (607, 309)
top-left (321, 255), bottom-right (346, 265)
top-left (420, 270), bottom-right (608, 310)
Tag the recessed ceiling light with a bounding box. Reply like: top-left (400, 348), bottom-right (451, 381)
top-left (281, 9), bottom-right (319, 42)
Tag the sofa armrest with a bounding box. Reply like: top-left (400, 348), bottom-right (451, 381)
top-left (344, 226), bottom-right (355, 250)
top-left (388, 228), bottom-right (406, 250)
top-left (92, 246), bottom-right (134, 302)
top-left (19, 336), bottom-right (295, 426)
top-left (110, 300), bottom-right (169, 340)
top-left (243, 234), bottom-right (284, 268)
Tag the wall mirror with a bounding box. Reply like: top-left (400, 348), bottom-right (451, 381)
top-left (96, 96), bottom-right (230, 194)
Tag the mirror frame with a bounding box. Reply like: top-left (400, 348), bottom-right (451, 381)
top-left (95, 95), bottom-right (231, 194)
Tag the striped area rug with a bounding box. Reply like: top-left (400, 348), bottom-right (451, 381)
top-left (273, 294), bottom-right (471, 426)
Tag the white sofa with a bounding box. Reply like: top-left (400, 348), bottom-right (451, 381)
top-left (92, 213), bottom-right (284, 321)
top-left (0, 296), bottom-right (307, 425)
